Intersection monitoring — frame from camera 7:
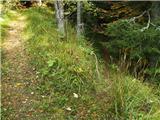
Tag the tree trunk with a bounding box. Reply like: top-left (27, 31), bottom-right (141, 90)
top-left (39, 0), bottom-right (42, 6)
top-left (151, 2), bottom-right (160, 20)
top-left (77, 1), bottom-right (83, 38)
top-left (54, 0), bottom-right (65, 36)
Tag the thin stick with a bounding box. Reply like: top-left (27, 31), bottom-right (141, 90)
top-left (130, 10), bottom-right (147, 23)
top-left (93, 52), bottom-right (100, 80)
top-left (141, 11), bottom-right (151, 32)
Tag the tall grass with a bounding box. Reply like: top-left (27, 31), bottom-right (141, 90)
top-left (23, 7), bottom-right (101, 94)
top-left (108, 69), bottom-right (160, 120)
top-left (22, 7), bottom-right (160, 119)
top-left (23, 7), bottom-right (105, 119)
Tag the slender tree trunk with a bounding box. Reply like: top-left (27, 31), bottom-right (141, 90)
top-left (54, 0), bottom-right (65, 36)
top-left (39, 0), bottom-right (42, 6)
top-left (77, 1), bottom-right (83, 38)
top-left (59, 1), bottom-right (64, 35)
top-left (54, 1), bottom-right (60, 26)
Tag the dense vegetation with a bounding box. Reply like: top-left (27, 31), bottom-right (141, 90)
top-left (105, 19), bottom-right (160, 82)
top-left (1, 1), bottom-right (160, 120)
top-left (64, 1), bottom-right (160, 83)
top-left (22, 7), bottom-right (160, 119)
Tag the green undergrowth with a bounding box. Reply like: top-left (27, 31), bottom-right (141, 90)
top-left (23, 7), bottom-right (106, 119)
top-left (22, 7), bottom-right (160, 119)
top-left (104, 19), bottom-right (160, 83)
top-left (23, 7), bottom-right (102, 94)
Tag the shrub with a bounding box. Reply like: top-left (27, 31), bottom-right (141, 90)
top-left (105, 19), bottom-right (160, 83)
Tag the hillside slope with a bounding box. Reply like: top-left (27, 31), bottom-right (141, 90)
top-left (1, 6), bottom-right (160, 120)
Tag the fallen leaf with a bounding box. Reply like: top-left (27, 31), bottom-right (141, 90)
top-left (15, 83), bottom-right (22, 87)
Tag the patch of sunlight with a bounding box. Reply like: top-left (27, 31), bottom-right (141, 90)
top-left (18, 15), bottom-right (27, 21)
top-left (9, 10), bottom-right (17, 15)
top-left (0, 17), bottom-right (4, 22)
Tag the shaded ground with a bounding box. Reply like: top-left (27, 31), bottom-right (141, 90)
top-left (1, 13), bottom-right (40, 120)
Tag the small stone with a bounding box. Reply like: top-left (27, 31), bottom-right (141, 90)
top-left (41, 95), bottom-right (45, 98)
top-left (66, 107), bottom-right (71, 111)
top-left (22, 99), bottom-right (28, 104)
top-left (73, 93), bottom-right (78, 98)
top-left (36, 75), bottom-right (38, 78)
top-left (33, 68), bottom-right (36, 71)
top-left (22, 101), bottom-right (27, 104)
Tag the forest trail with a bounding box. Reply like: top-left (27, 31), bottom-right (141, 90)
top-left (1, 13), bottom-right (38, 119)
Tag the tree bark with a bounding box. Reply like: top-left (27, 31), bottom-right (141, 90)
top-left (77, 1), bottom-right (83, 38)
top-left (54, 0), bottom-right (65, 36)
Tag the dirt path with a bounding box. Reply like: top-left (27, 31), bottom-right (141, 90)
top-left (1, 13), bottom-right (38, 120)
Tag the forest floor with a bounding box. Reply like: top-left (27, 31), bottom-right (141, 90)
top-left (1, 13), bottom-right (40, 120)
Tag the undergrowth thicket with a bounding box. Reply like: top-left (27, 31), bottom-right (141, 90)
top-left (105, 19), bottom-right (160, 83)
top-left (20, 7), bottom-right (160, 119)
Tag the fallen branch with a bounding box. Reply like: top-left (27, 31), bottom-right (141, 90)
top-left (92, 52), bottom-right (101, 80)
top-left (150, 22), bottom-right (160, 31)
top-left (129, 9), bottom-right (160, 32)
top-left (141, 11), bottom-right (151, 32)
top-left (130, 10), bottom-right (147, 23)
